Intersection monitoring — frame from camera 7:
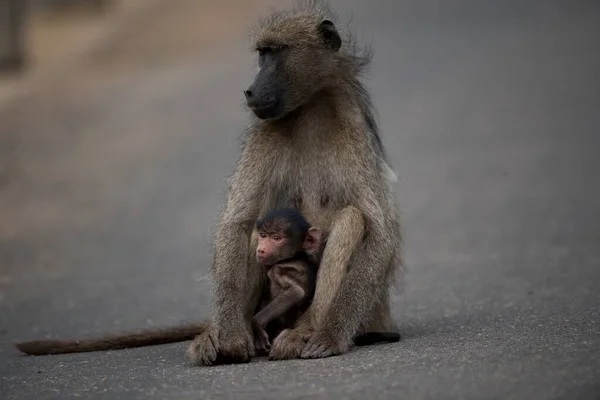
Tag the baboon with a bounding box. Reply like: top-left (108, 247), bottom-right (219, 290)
top-left (252, 207), bottom-right (400, 355)
top-left (14, 0), bottom-right (403, 363)
top-left (188, 0), bottom-right (402, 365)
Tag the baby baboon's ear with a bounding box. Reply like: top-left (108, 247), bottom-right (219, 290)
top-left (318, 20), bottom-right (341, 51)
top-left (303, 227), bottom-right (323, 256)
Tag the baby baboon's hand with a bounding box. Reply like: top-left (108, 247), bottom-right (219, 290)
top-left (253, 326), bottom-right (271, 355)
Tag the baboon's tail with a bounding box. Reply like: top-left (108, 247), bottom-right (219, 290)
top-left (354, 331), bottom-right (401, 347)
top-left (14, 322), bottom-right (207, 355)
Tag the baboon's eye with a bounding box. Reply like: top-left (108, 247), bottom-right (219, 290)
top-left (258, 44), bottom-right (288, 57)
top-left (258, 47), bottom-right (272, 57)
top-left (257, 47), bottom-right (272, 66)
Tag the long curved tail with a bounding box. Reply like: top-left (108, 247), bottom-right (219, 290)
top-left (14, 322), bottom-right (207, 355)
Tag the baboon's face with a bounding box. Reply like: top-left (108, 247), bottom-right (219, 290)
top-left (246, 19), bottom-right (342, 120)
top-left (244, 45), bottom-right (289, 120)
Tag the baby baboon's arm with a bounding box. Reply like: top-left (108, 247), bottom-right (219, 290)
top-left (252, 282), bottom-right (306, 353)
top-left (253, 285), bottom-right (307, 330)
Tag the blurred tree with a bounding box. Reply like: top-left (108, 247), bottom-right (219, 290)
top-left (0, 0), bottom-right (27, 73)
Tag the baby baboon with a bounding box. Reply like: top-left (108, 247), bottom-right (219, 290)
top-left (252, 207), bottom-right (400, 355)
top-left (15, 0), bottom-right (403, 363)
top-left (251, 207), bottom-right (324, 353)
top-left (189, 0), bottom-right (403, 365)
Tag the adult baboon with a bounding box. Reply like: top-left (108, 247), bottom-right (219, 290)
top-left (14, 0), bottom-right (403, 364)
top-left (188, 0), bottom-right (402, 365)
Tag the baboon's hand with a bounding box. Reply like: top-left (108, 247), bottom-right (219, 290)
top-left (301, 330), bottom-right (351, 359)
top-left (268, 328), bottom-right (311, 360)
top-left (187, 324), bottom-right (218, 366)
top-left (218, 324), bottom-right (255, 364)
top-left (187, 323), bottom-right (254, 366)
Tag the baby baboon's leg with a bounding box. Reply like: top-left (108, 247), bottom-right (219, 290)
top-left (268, 206), bottom-right (364, 360)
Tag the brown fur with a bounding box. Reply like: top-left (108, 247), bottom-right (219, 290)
top-left (188, 0), bottom-right (402, 365)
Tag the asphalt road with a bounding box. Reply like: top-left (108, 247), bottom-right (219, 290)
top-left (1, 1), bottom-right (599, 399)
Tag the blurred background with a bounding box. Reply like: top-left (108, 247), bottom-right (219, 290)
top-left (1, 1), bottom-right (599, 399)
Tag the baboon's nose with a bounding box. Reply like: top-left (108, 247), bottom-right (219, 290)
top-left (244, 90), bottom-right (252, 99)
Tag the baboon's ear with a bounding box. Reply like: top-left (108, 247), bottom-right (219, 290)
top-left (318, 20), bottom-right (341, 52)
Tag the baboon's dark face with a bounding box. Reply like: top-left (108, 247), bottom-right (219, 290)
top-left (244, 46), bottom-right (289, 120)
top-left (246, 19), bottom-right (342, 120)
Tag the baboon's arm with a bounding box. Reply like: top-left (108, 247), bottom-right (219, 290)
top-left (319, 181), bottom-right (395, 340)
top-left (211, 140), bottom-right (273, 327)
top-left (307, 206), bottom-right (365, 328)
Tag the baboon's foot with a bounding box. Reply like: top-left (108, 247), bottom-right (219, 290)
top-left (268, 328), bottom-right (310, 360)
top-left (187, 324), bottom-right (254, 366)
top-left (301, 330), bottom-right (350, 359)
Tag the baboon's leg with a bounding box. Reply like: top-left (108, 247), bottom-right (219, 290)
top-left (241, 232), bottom-right (269, 322)
top-left (301, 214), bottom-right (396, 359)
top-left (360, 282), bottom-right (393, 333)
top-left (268, 206), bottom-right (365, 360)
top-left (187, 230), bottom-right (266, 365)
top-left (296, 182), bottom-right (398, 360)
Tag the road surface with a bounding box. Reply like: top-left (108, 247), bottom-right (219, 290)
top-left (1, 0), bottom-right (599, 399)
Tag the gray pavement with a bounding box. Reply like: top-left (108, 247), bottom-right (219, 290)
top-left (1, 1), bottom-right (599, 399)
